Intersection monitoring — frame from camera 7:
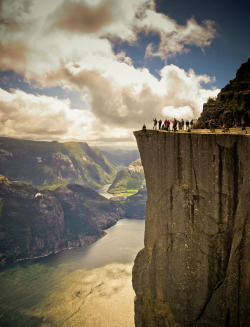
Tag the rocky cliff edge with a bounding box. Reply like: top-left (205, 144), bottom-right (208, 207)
top-left (0, 177), bottom-right (122, 263)
top-left (132, 130), bottom-right (250, 326)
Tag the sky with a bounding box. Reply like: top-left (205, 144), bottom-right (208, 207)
top-left (0, 0), bottom-right (249, 147)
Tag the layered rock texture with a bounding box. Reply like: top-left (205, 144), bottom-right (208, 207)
top-left (133, 130), bottom-right (250, 326)
top-left (200, 58), bottom-right (250, 126)
top-left (0, 176), bottom-right (122, 263)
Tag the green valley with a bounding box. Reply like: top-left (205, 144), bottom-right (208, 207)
top-left (108, 159), bottom-right (145, 196)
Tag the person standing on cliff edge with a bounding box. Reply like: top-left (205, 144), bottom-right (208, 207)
top-left (242, 121), bottom-right (248, 133)
top-left (181, 119), bottom-right (184, 130)
top-left (153, 118), bottom-right (157, 129)
top-left (209, 119), bottom-right (215, 133)
top-left (172, 118), bottom-right (178, 131)
top-left (178, 121), bottom-right (182, 130)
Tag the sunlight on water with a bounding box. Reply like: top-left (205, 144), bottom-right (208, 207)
top-left (0, 219), bottom-right (145, 327)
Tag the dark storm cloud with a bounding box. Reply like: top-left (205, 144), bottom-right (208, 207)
top-left (55, 2), bottom-right (112, 34)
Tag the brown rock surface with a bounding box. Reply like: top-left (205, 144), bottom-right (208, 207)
top-left (199, 58), bottom-right (250, 126)
top-left (132, 130), bottom-right (250, 326)
top-left (0, 177), bottom-right (122, 263)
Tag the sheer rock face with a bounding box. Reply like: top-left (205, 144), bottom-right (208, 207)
top-left (0, 176), bottom-right (67, 262)
top-left (132, 130), bottom-right (250, 327)
top-left (200, 58), bottom-right (250, 125)
top-left (0, 178), bottom-right (122, 263)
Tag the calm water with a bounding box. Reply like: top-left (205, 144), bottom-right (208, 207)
top-left (0, 188), bottom-right (145, 327)
top-left (0, 219), bottom-right (145, 327)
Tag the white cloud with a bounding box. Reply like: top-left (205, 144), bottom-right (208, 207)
top-left (0, 0), bottom-right (220, 145)
top-left (0, 0), bottom-right (217, 78)
top-left (143, 14), bottom-right (217, 59)
top-left (0, 88), bottom-right (93, 140)
top-left (0, 65), bottom-right (219, 144)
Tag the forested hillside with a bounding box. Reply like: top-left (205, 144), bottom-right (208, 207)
top-left (0, 137), bottom-right (116, 190)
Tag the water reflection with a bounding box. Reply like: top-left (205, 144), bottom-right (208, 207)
top-left (0, 219), bottom-right (145, 327)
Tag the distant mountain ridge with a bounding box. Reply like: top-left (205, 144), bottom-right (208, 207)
top-left (0, 137), bottom-right (116, 190)
top-left (98, 147), bottom-right (140, 167)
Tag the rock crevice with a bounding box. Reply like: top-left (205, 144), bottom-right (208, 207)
top-left (132, 130), bottom-right (250, 326)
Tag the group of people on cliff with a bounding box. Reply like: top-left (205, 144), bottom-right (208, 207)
top-left (142, 118), bottom-right (248, 133)
top-left (152, 118), bottom-right (196, 131)
top-left (209, 119), bottom-right (248, 134)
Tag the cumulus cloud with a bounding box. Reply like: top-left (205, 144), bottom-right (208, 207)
top-left (0, 0), bottom-right (220, 145)
top-left (0, 41), bottom-right (28, 72)
top-left (0, 88), bottom-right (93, 140)
top-left (42, 63), bottom-right (219, 125)
top-left (54, 2), bottom-right (112, 34)
top-left (143, 14), bottom-right (217, 59)
top-left (0, 64), bottom-right (219, 144)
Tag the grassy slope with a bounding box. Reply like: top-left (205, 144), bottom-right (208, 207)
top-left (108, 169), bottom-right (145, 196)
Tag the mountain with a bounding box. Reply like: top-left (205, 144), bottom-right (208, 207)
top-left (0, 175), bottom-right (122, 263)
top-left (199, 58), bottom-right (250, 126)
top-left (54, 183), bottom-right (122, 230)
top-left (108, 158), bottom-right (145, 196)
top-left (0, 137), bottom-right (116, 190)
top-left (97, 147), bottom-right (140, 167)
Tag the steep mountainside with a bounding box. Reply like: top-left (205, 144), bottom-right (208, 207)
top-left (124, 186), bottom-right (147, 219)
top-left (98, 147), bottom-right (140, 167)
top-left (0, 137), bottom-right (116, 190)
top-left (133, 130), bottom-right (250, 326)
top-left (54, 183), bottom-right (121, 230)
top-left (0, 176), bottom-right (122, 263)
top-left (108, 158), bottom-right (145, 196)
top-left (200, 58), bottom-right (250, 126)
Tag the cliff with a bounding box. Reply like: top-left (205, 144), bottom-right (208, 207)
top-left (132, 130), bottom-right (250, 326)
top-left (199, 58), bottom-right (250, 126)
top-left (0, 176), bottom-right (122, 263)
